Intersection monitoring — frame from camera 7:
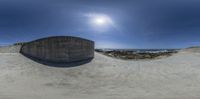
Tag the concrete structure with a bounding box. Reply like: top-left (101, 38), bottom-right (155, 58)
top-left (20, 36), bottom-right (94, 63)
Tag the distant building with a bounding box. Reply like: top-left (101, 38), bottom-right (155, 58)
top-left (20, 36), bottom-right (94, 63)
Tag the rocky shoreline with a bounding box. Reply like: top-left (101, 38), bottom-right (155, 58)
top-left (95, 49), bottom-right (178, 60)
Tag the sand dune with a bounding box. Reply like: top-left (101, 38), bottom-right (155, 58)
top-left (0, 46), bottom-right (200, 99)
top-left (0, 45), bottom-right (21, 53)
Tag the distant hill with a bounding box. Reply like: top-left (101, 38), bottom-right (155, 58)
top-left (187, 46), bottom-right (200, 49)
top-left (182, 46), bottom-right (200, 53)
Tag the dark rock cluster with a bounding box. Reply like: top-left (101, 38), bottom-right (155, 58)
top-left (96, 49), bottom-right (177, 60)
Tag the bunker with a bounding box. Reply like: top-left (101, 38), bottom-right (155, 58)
top-left (20, 36), bottom-right (94, 63)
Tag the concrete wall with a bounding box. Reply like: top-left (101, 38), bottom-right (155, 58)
top-left (20, 36), bottom-right (94, 63)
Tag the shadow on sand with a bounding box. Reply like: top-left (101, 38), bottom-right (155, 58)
top-left (21, 53), bottom-right (93, 68)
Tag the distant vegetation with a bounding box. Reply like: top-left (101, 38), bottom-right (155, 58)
top-left (13, 42), bottom-right (27, 46)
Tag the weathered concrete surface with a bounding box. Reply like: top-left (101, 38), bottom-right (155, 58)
top-left (20, 36), bottom-right (94, 63)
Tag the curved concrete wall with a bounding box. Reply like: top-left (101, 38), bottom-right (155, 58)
top-left (20, 36), bottom-right (94, 63)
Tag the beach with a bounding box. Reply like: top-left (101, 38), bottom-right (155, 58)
top-left (0, 46), bottom-right (200, 99)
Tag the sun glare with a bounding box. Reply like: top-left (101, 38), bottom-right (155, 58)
top-left (86, 13), bottom-right (112, 26)
top-left (94, 17), bottom-right (107, 25)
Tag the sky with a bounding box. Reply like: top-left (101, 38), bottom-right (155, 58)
top-left (0, 0), bottom-right (200, 49)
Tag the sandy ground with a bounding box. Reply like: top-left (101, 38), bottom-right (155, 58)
top-left (0, 46), bottom-right (200, 99)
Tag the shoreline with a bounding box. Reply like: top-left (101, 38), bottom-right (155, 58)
top-left (95, 49), bottom-right (178, 60)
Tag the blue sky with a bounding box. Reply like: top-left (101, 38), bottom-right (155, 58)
top-left (0, 0), bottom-right (200, 48)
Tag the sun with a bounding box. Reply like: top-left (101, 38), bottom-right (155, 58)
top-left (85, 13), bottom-right (113, 27)
top-left (91, 15), bottom-right (112, 26)
top-left (94, 17), bottom-right (107, 25)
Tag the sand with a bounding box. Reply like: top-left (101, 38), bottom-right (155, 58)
top-left (0, 46), bottom-right (200, 99)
